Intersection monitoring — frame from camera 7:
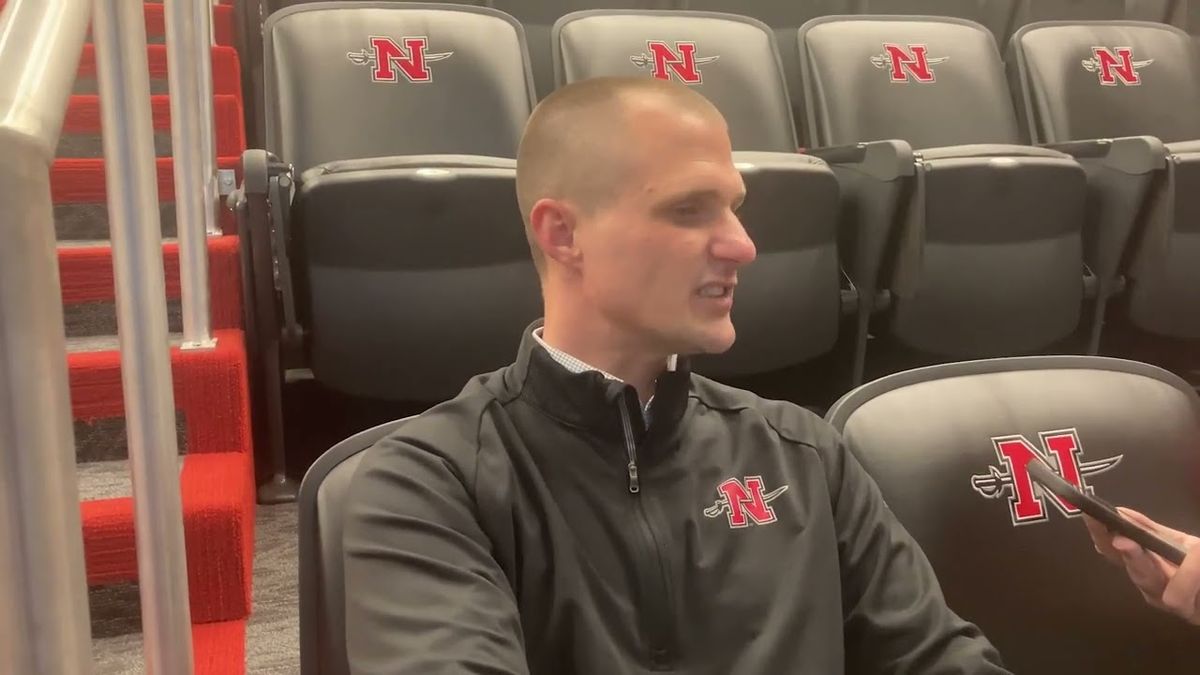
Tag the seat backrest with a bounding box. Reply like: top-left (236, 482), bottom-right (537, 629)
top-left (553, 9), bottom-right (798, 151)
top-left (263, 1), bottom-right (536, 174)
top-left (679, 1), bottom-right (854, 137)
top-left (798, 15), bottom-right (1022, 148)
top-left (826, 356), bottom-right (1200, 674)
top-left (1002, 0), bottom-right (1127, 44)
top-left (1009, 20), bottom-right (1200, 143)
top-left (494, 0), bottom-right (679, 99)
top-left (298, 416), bottom-right (415, 675)
top-left (1126, 0), bottom-right (1190, 28)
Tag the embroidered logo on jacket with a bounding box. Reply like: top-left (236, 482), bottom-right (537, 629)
top-left (704, 476), bottom-right (788, 528)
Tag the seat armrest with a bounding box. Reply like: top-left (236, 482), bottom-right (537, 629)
top-left (1042, 135), bottom-right (1166, 175)
top-left (804, 139), bottom-right (915, 181)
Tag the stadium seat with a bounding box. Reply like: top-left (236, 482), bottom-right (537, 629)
top-left (676, 2), bottom-right (998, 127)
top-left (1000, 0), bottom-right (1127, 45)
top-left (552, 9), bottom-right (854, 386)
top-left (494, 0), bottom-right (680, 98)
top-left (1008, 20), bottom-right (1199, 355)
top-left (1126, 0), bottom-right (1190, 27)
top-left (677, 1), bottom-right (853, 130)
top-left (825, 356), bottom-right (1200, 674)
top-left (796, 15), bottom-right (1092, 378)
top-left (234, 2), bottom-right (542, 406)
top-left (299, 416), bottom-right (413, 675)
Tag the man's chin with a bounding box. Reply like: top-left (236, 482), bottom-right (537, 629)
top-left (687, 324), bottom-right (737, 356)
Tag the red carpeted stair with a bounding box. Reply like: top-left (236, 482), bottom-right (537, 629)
top-left (43, 3), bottom-right (256, 671)
top-left (72, 331), bottom-right (255, 626)
top-left (76, 44), bottom-right (243, 96)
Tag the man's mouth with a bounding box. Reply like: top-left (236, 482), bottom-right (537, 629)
top-left (697, 283), bottom-right (734, 299)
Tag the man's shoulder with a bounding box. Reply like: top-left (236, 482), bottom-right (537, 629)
top-left (688, 373), bottom-right (842, 453)
top-left (356, 371), bottom-right (508, 474)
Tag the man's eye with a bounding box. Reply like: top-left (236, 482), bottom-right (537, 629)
top-left (672, 203), bottom-right (703, 219)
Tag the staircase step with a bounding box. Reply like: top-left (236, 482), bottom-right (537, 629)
top-left (75, 413), bottom-right (187, 465)
top-left (76, 44), bottom-right (242, 96)
top-left (60, 94), bottom-right (245, 158)
top-left (91, 614), bottom-right (247, 675)
top-left (81, 451), bottom-right (254, 625)
top-left (66, 332), bottom-right (184, 355)
top-left (0, 1), bottom-right (235, 46)
top-left (91, 614), bottom-right (248, 672)
top-left (195, 618), bottom-right (249, 675)
top-left (69, 329), bottom-right (254, 632)
top-left (137, 2), bottom-right (236, 47)
top-left (58, 235), bottom-right (242, 339)
top-left (50, 156), bottom-right (240, 237)
top-left (78, 456), bottom-right (186, 502)
top-left (68, 328), bottom-right (251, 459)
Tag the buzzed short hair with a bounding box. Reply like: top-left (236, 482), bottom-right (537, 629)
top-left (515, 76), bottom-right (723, 273)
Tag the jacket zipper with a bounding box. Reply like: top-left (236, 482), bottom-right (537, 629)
top-left (620, 402), bottom-right (640, 493)
top-left (618, 399), bottom-right (675, 669)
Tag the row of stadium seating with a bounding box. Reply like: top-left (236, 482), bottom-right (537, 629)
top-left (260, 1), bottom-right (1200, 101)
top-left (236, 3), bottom-right (1199, 415)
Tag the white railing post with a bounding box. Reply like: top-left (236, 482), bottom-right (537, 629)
top-left (0, 0), bottom-right (97, 673)
top-left (92, 0), bottom-right (196, 672)
top-left (165, 0), bottom-right (220, 349)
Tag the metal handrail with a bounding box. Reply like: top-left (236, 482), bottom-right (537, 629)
top-left (0, 1), bottom-right (97, 673)
top-left (166, 0), bottom-right (219, 348)
top-left (93, 0), bottom-right (196, 671)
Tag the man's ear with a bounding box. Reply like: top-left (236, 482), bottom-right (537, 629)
top-left (529, 198), bottom-right (582, 270)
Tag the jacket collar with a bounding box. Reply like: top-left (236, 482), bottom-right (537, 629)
top-left (505, 320), bottom-right (691, 445)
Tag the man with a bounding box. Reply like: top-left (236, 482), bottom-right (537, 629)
top-left (1085, 510), bottom-right (1200, 625)
top-left (342, 76), bottom-right (1008, 674)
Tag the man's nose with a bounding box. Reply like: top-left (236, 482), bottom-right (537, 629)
top-left (711, 215), bottom-right (757, 267)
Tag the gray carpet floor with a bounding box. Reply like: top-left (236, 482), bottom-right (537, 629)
top-left (91, 503), bottom-right (300, 673)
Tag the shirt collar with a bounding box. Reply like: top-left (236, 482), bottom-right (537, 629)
top-left (531, 327), bottom-right (678, 418)
top-left (502, 320), bottom-right (692, 448)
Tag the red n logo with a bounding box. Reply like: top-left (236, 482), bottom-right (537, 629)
top-left (647, 41), bottom-right (703, 83)
top-left (1088, 47), bottom-right (1150, 86)
top-left (971, 429), bottom-right (1123, 526)
top-left (360, 36), bottom-right (453, 83)
top-left (882, 44), bottom-right (937, 83)
top-left (705, 476), bottom-right (788, 528)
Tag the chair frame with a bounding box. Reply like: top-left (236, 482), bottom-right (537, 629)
top-left (297, 416), bottom-right (414, 675)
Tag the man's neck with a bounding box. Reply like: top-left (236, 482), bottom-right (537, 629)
top-left (540, 315), bottom-right (669, 406)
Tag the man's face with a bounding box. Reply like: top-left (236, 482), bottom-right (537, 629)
top-left (573, 103), bottom-right (756, 357)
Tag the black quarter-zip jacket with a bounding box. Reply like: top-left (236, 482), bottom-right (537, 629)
top-left (343, 325), bottom-right (1010, 674)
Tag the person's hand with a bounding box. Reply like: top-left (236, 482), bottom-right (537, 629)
top-left (1084, 508), bottom-right (1200, 625)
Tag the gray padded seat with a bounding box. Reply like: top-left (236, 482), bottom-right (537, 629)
top-left (798, 16), bottom-right (1089, 362)
top-left (262, 2), bottom-right (542, 400)
top-left (826, 356), bottom-right (1200, 674)
top-left (857, 0), bottom-right (1000, 41)
top-left (678, 2), bottom-right (997, 128)
top-left (1009, 20), bottom-right (1200, 340)
top-left (1126, 0), bottom-right (1191, 27)
top-left (553, 10), bottom-right (847, 379)
top-left (299, 416), bottom-right (413, 675)
top-left (1001, 0), bottom-right (1127, 45)
top-left (679, 1), bottom-right (855, 128)
top-left (493, 0), bottom-right (678, 99)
